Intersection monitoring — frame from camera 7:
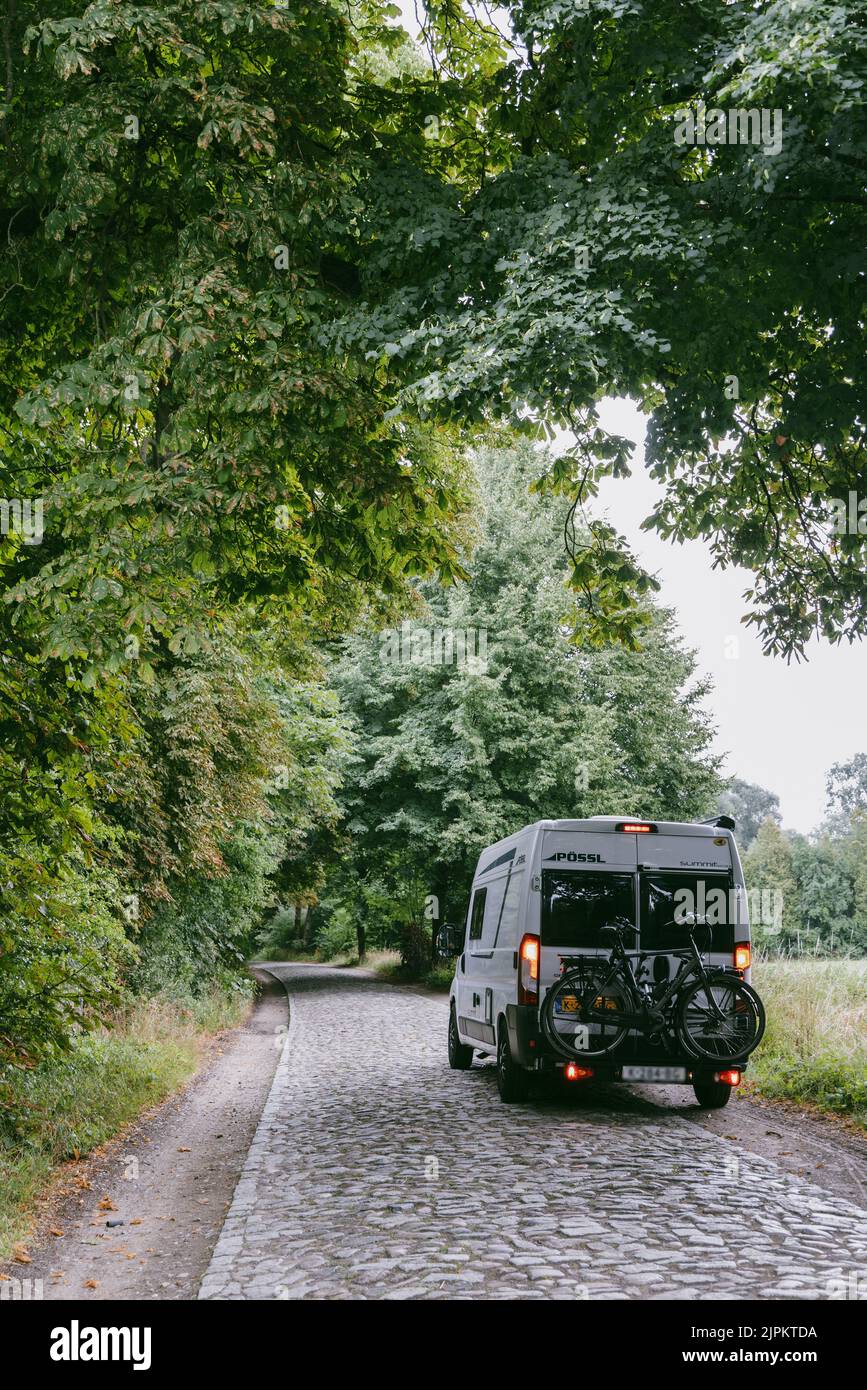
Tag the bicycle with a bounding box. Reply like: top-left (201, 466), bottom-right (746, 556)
top-left (540, 917), bottom-right (766, 1064)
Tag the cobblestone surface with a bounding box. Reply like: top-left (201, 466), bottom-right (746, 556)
top-left (198, 965), bottom-right (867, 1301)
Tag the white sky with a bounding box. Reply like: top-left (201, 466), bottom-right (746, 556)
top-left (391, 4), bottom-right (866, 833)
top-left (584, 400), bottom-right (867, 835)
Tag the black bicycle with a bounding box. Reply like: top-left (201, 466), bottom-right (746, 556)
top-left (540, 918), bottom-right (765, 1064)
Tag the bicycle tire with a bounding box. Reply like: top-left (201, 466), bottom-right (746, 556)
top-left (540, 966), bottom-right (631, 1061)
top-left (676, 973), bottom-right (766, 1063)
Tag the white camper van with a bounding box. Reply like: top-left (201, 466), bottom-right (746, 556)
top-left (447, 815), bottom-right (761, 1108)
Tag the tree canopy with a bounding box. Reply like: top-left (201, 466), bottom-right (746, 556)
top-left (324, 441), bottom-right (721, 950)
top-left (3, 1), bottom-right (865, 663)
top-left (333, 0), bottom-right (866, 657)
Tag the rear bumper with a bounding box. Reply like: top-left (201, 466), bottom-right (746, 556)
top-left (505, 1004), bottom-right (747, 1082)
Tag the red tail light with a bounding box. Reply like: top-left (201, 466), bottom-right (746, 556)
top-left (615, 821), bottom-right (657, 833)
top-left (565, 1063), bottom-right (594, 1081)
top-left (734, 943), bottom-right (751, 970)
top-left (518, 934), bottom-right (540, 1005)
top-left (714, 1069), bottom-right (741, 1087)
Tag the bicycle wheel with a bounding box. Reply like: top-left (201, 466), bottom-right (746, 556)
top-left (541, 966), bottom-right (631, 1061)
top-left (676, 974), bottom-right (765, 1063)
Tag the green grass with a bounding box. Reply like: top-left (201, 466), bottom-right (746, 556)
top-left (747, 959), bottom-right (867, 1127)
top-left (374, 951), bottom-right (454, 992)
top-left (0, 989), bottom-right (250, 1260)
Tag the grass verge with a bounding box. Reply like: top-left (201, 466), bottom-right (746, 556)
top-left (0, 988), bottom-right (251, 1261)
top-left (374, 951), bottom-right (454, 992)
top-left (746, 959), bottom-right (866, 1128)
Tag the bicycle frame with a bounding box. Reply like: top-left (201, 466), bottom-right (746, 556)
top-left (561, 931), bottom-right (727, 1037)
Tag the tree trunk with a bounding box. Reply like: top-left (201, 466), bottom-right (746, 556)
top-left (303, 904), bottom-right (315, 948)
top-left (356, 916), bottom-right (366, 962)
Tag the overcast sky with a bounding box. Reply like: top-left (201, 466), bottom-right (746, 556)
top-left (577, 400), bottom-right (867, 835)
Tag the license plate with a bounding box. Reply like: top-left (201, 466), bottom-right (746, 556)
top-left (621, 1065), bottom-right (687, 1083)
top-left (554, 994), bottom-right (616, 1016)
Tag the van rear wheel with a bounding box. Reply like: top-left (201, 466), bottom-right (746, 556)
top-left (448, 1005), bottom-right (474, 1070)
top-left (496, 1024), bottom-right (529, 1103)
top-left (692, 1080), bottom-right (732, 1108)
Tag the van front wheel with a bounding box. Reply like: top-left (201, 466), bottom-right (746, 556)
top-left (692, 1080), bottom-right (732, 1109)
top-left (448, 1006), bottom-right (474, 1070)
top-left (496, 1024), bottom-right (529, 1103)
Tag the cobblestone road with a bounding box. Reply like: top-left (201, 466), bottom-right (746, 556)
top-left (198, 965), bottom-right (867, 1300)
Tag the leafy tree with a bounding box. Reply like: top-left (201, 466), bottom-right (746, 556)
top-left (6, 1), bottom-right (865, 666)
top-left (743, 818), bottom-right (804, 954)
top-left (826, 754), bottom-right (867, 821)
top-left (790, 833), bottom-right (864, 957)
top-left (2, 0), bottom-right (471, 683)
top-left (331, 0), bottom-right (867, 656)
top-left (835, 812), bottom-right (867, 956)
top-left (717, 777), bottom-right (782, 851)
top-left (325, 442), bottom-right (721, 946)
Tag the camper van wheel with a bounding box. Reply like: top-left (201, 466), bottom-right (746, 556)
top-left (448, 1005), bottom-right (474, 1070)
top-left (496, 1023), bottom-right (529, 1103)
top-left (692, 1080), bottom-right (732, 1109)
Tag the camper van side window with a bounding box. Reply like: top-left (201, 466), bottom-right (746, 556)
top-left (469, 887), bottom-right (487, 941)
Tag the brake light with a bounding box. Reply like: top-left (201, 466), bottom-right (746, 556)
top-left (565, 1063), bottom-right (594, 1081)
top-left (734, 943), bottom-right (751, 970)
top-left (615, 821), bottom-right (657, 833)
top-left (518, 934), bottom-right (539, 1005)
top-left (714, 1069), bottom-right (741, 1087)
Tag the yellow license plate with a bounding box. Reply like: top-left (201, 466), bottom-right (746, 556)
top-left (557, 994), bottom-right (579, 1013)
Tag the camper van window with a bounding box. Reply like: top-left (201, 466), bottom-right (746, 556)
top-left (468, 887), bottom-right (487, 941)
top-left (541, 871), bottom-right (635, 947)
top-left (640, 872), bottom-right (735, 952)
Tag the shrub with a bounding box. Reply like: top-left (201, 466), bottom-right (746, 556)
top-left (316, 912), bottom-right (357, 960)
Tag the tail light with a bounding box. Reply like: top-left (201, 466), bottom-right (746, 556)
top-left (734, 942), bottom-right (751, 970)
top-left (565, 1063), bottom-right (594, 1081)
top-left (518, 934), bottom-right (540, 1005)
top-left (714, 1069), bottom-right (741, 1087)
top-left (615, 821), bottom-right (657, 833)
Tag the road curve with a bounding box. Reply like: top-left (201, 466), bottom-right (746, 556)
top-left (198, 964), bottom-right (867, 1301)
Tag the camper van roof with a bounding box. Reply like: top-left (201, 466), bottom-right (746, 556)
top-left (481, 816), bottom-right (736, 853)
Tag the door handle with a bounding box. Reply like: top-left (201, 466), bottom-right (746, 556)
top-left (472, 992), bottom-right (481, 1008)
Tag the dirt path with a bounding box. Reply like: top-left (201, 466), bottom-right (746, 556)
top-left (6, 969), bottom-right (287, 1301)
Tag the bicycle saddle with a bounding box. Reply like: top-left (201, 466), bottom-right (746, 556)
top-left (599, 922), bottom-right (635, 945)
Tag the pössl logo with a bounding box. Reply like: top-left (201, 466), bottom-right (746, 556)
top-left (49, 1320), bottom-right (152, 1371)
